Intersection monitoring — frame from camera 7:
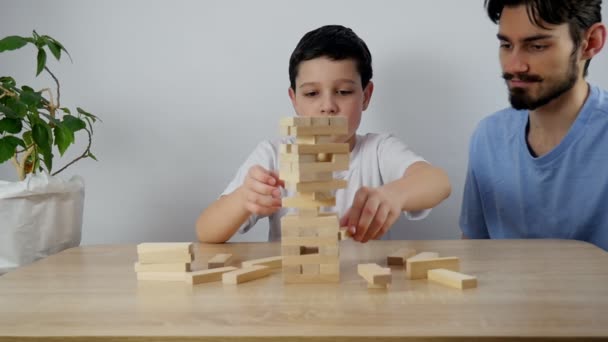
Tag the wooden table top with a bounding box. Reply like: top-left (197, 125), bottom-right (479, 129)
top-left (1, 239), bottom-right (607, 341)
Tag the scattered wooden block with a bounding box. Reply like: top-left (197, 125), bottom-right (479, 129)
top-left (338, 228), bottom-right (353, 240)
top-left (208, 253), bottom-right (232, 269)
top-left (387, 248), bottom-right (418, 266)
top-left (406, 257), bottom-right (460, 280)
top-left (138, 250), bottom-right (194, 264)
top-left (283, 273), bottom-right (339, 283)
top-left (357, 263), bottom-right (392, 288)
top-left (134, 262), bottom-right (191, 273)
top-left (241, 256), bottom-right (283, 269)
top-left (222, 265), bottom-right (271, 284)
top-left (427, 269), bottom-right (477, 290)
top-left (186, 266), bottom-right (238, 285)
top-left (407, 252), bottom-right (440, 261)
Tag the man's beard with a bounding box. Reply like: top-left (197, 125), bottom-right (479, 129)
top-left (503, 56), bottom-right (578, 110)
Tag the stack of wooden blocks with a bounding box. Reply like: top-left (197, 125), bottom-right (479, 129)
top-left (279, 116), bottom-right (350, 283)
top-left (135, 243), bottom-right (195, 281)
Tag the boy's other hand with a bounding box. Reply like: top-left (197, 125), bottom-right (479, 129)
top-left (240, 165), bottom-right (284, 216)
top-left (339, 186), bottom-right (401, 243)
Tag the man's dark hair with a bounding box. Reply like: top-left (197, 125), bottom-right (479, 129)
top-left (485, 0), bottom-right (602, 76)
top-left (289, 25), bottom-right (373, 90)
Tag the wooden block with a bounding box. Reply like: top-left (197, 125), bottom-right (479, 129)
top-left (186, 266), bottom-right (238, 285)
top-left (406, 257), bottom-right (460, 280)
top-left (279, 153), bottom-right (317, 163)
top-left (137, 272), bottom-right (187, 282)
top-left (280, 168), bottom-right (333, 183)
top-left (329, 116), bottom-right (347, 127)
top-left (332, 153), bottom-right (349, 164)
top-left (407, 252), bottom-right (440, 261)
top-left (281, 213), bottom-right (339, 231)
top-left (320, 263), bottom-right (340, 275)
top-left (281, 143), bottom-right (349, 155)
top-left (296, 135), bottom-right (319, 144)
top-left (319, 245), bottom-right (339, 256)
top-left (302, 264), bottom-right (319, 275)
top-left (138, 250), bottom-right (194, 264)
top-left (287, 179), bottom-right (347, 193)
top-left (207, 253), bottom-right (232, 269)
top-left (288, 158), bottom-right (349, 173)
top-left (282, 236), bottom-right (338, 247)
top-left (283, 273), bottom-right (339, 283)
top-left (222, 265), bottom-right (271, 284)
top-left (338, 228), bottom-right (353, 240)
top-left (299, 208), bottom-right (319, 217)
top-left (290, 125), bottom-right (347, 136)
top-left (316, 153), bottom-right (331, 162)
top-left (280, 116), bottom-right (311, 127)
top-left (311, 117), bottom-right (330, 126)
top-left (241, 256), bottom-right (283, 269)
top-left (427, 269), bottom-right (477, 290)
top-left (283, 254), bottom-right (338, 265)
top-left (283, 265), bottom-right (302, 275)
top-left (387, 248), bottom-right (418, 266)
top-left (300, 246), bottom-right (319, 255)
top-left (134, 262), bottom-right (191, 273)
top-left (281, 245), bottom-right (301, 256)
top-left (282, 196), bottom-right (336, 209)
top-left (137, 242), bottom-right (193, 254)
top-left (357, 263), bottom-right (392, 287)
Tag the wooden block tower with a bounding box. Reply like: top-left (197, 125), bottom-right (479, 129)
top-left (279, 116), bottom-right (349, 283)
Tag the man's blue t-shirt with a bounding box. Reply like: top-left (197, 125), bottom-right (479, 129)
top-left (460, 84), bottom-right (608, 251)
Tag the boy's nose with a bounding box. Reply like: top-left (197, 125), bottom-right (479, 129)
top-left (320, 96), bottom-right (338, 114)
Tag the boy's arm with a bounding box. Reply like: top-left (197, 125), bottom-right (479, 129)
top-left (195, 188), bottom-right (250, 243)
top-left (343, 161), bottom-right (451, 243)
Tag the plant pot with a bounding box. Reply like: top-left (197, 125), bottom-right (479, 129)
top-left (0, 173), bottom-right (84, 273)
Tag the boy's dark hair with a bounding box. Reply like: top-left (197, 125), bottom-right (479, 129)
top-left (289, 25), bottom-right (373, 90)
top-left (485, 0), bottom-right (603, 77)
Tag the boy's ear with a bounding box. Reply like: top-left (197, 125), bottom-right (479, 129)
top-left (362, 81), bottom-right (374, 111)
top-left (288, 87), bottom-right (297, 106)
top-left (581, 23), bottom-right (606, 61)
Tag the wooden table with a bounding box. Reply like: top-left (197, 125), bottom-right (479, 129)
top-left (1, 239), bottom-right (607, 341)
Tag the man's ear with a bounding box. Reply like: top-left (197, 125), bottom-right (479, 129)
top-left (362, 81), bottom-right (374, 111)
top-left (582, 22), bottom-right (606, 61)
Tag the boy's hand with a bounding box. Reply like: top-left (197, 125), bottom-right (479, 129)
top-left (339, 186), bottom-right (401, 243)
top-left (240, 165), bottom-right (284, 216)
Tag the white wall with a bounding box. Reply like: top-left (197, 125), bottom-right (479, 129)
top-left (1, 1), bottom-right (607, 244)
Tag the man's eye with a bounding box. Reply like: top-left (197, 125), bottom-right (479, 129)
top-left (500, 43), bottom-right (512, 49)
top-left (530, 44), bottom-right (547, 51)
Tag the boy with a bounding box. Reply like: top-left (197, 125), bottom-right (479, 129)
top-left (196, 25), bottom-right (451, 243)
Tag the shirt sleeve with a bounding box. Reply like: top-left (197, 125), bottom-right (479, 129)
top-left (459, 131), bottom-right (490, 239)
top-left (376, 134), bottom-right (430, 220)
top-left (220, 140), bottom-right (278, 234)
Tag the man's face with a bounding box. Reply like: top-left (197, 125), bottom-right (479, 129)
top-left (288, 57), bottom-right (373, 145)
top-left (498, 5), bottom-right (582, 110)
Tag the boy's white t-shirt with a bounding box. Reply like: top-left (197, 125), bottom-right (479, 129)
top-left (221, 133), bottom-right (430, 241)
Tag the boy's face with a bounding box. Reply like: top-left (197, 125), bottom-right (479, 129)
top-left (288, 57), bottom-right (373, 147)
top-left (497, 5), bottom-right (584, 110)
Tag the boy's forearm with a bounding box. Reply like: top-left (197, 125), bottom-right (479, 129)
top-left (384, 162), bottom-right (451, 212)
top-left (195, 188), bottom-right (251, 243)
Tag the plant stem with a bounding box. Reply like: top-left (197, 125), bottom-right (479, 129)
top-left (51, 127), bottom-right (92, 176)
top-left (44, 66), bottom-right (60, 109)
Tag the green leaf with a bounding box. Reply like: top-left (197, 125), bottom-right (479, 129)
top-left (0, 103), bottom-right (19, 118)
top-left (46, 39), bottom-right (61, 60)
top-left (41, 147), bottom-right (53, 171)
top-left (53, 125), bottom-right (73, 156)
top-left (23, 131), bottom-right (33, 145)
top-left (32, 123), bottom-right (51, 151)
top-left (62, 115), bottom-right (86, 132)
top-left (0, 36), bottom-right (29, 52)
top-left (20, 88), bottom-right (44, 107)
top-left (87, 152), bottom-right (98, 161)
top-left (0, 136), bottom-right (24, 164)
top-left (0, 76), bottom-right (16, 87)
top-left (0, 118), bottom-right (23, 134)
top-left (76, 107), bottom-right (99, 122)
top-left (36, 48), bottom-right (47, 76)
top-left (60, 107), bottom-right (71, 115)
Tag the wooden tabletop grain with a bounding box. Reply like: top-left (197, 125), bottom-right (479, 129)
top-left (1, 239), bottom-right (607, 341)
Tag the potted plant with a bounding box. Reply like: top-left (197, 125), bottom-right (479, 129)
top-left (0, 31), bottom-right (99, 273)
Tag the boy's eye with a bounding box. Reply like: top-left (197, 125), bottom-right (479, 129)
top-left (304, 91), bottom-right (318, 97)
top-left (337, 90), bottom-right (353, 96)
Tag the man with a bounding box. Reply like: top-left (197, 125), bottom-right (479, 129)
top-left (460, 0), bottom-right (608, 250)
